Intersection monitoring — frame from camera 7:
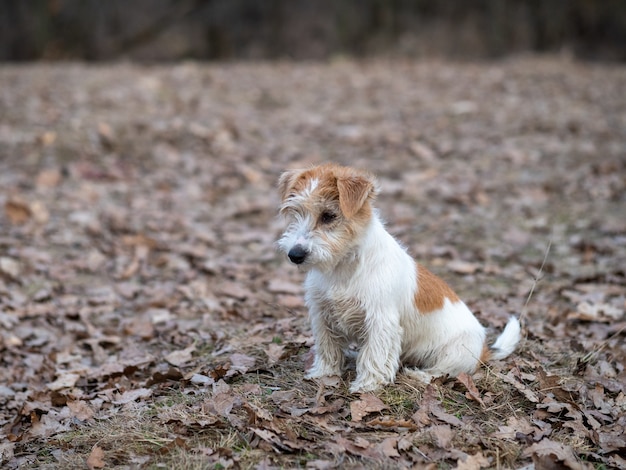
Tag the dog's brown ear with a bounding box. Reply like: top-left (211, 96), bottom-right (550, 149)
top-left (278, 169), bottom-right (302, 202)
top-left (337, 174), bottom-right (375, 219)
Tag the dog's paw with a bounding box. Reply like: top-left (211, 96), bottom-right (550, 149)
top-left (403, 368), bottom-right (436, 384)
top-left (349, 375), bottom-right (386, 393)
top-left (305, 363), bottom-right (342, 380)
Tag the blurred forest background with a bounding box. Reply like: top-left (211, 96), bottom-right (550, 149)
top-left (1, 0), bottom-right (625, 62)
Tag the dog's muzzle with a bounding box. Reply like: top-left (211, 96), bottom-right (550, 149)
top-left (288, 245), bottom-right (309, 265)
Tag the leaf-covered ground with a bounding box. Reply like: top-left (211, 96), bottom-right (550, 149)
top-left (0, 58), bottom-right (625, 469)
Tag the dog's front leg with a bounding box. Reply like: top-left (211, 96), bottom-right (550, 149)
top-left (305, 306), bottom-right (344, 379)
top-left (350, 313), bottom-right (402, 393)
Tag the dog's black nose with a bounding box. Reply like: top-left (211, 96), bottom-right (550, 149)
top-left (288, 245), bottom-right (308, 264)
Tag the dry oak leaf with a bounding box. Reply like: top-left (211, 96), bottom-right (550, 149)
top-left (456, 451), bottom-right (490, 470)
top-left (87, 445), bottom-right (105, 470)
top-left (36, 168), bottom-right (62, 188)
top-left (67, 400), bottom-right (94, 421)
top-left (494, 416), bottom-right (535, 440)
top-left (309, 398), bottom-right (345, 416)
top-left (411, 382), bottom-right (465, 427)
top-left (251, 428), bottom-right (304, 452)
top-left (164, 343), bottom-right (196, 367)
top-left (350, 394), bottom-right (388, 422)
top-left (30, 408), bottom-right (72, 438)
top-left (0, 442), bottom-right (15, 464)
top-left (430, 424), bottom-right (455, 449)
top-left (5, 199), bottom-right (31, 224)
top-left (523, 439), bottom-right (591, 470)
top-left (500, 370), bottom-right (540, 403)
top-left (448, 260), bottom-right (480, 274)
top-left (377, 436), bottom-right (400, 458)
top-left (366, 416), bottom-right (417, 431)
top-left (457, 372), bottom-right (485, 407)
top-left (211, 392), bottom-right (241, 417)
top-left (569, 301), bottom-right (624, 322)
top-left (228, 353), bottom-right (257, 375)
top-left (111, 388), bottom-right (152, 405)
top-left (0, 257), bottom-right (21, 279)
top-left (335, 436), bottom-right (381, 460)
top-left (266, 343), bottom-right (285, 365)
top-left (46, 372), bottom-right (81, 391)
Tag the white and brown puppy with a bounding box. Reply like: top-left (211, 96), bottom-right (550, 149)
top-left (277, 163), bottom-right (521, 393)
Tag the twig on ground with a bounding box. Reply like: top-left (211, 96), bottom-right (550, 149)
top-left (519, 238), bottom-right (552, 325)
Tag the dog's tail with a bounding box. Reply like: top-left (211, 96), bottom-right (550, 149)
top-left (487, 317), bottom-right (521, 361)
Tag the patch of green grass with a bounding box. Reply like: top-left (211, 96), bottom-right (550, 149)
top-left (378, 384), bottom-right (419, 416)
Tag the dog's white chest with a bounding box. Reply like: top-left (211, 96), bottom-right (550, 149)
top-left (306, 275), bottom-right (366, 342)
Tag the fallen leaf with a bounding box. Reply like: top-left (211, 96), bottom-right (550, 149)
top-left (494, 416), bottom-right (535, 440)
top-left (366, 417), bottom-right (417, 431)
top-left (157, 437), bottom-right (189, 455)
top-left (97, 122), bottom-right (116, 148)
top-left (317, 375), bottom-right (342, 388)
top-left (111, 388), bottom-right (152, 405)
top-left (523, 439), bottom-right (588, 470)
top-left (448, 260), bottom-right (480, 274)
top-left (409, 141), bottom-right (437, 161)
top-left (350, 394), bottom-right (388, 422)
top-left (228, 353), bottom-right (256, 375)
top-left (266, 343), bottom-right (285, 365)
top-left (569, 301), bottom-right (624, 322)
top-left (306, 460), bottom-right (335, 469)
top-left (411, 382), bottom-right (464, 427)
top-left (211, 392), bottom-right (240, 417)
top-left (218, 282), bottom-right (251, 300)
top-left (209, 363), bottom-right (230, 380)
top-left (67, 400), bottom-right (94, 421)
top-left (270, 390), bottom-right (297, 404)
top-left (29, 200), bottom-right (49, 224)
top-left (0, 442), bottom-right (15, 464)
top-left (457, 372), bottom-right (485, 406)
top-left (430, 424), bottom-right (455, 449)
top-left (123, 316), bottom-right (155, 339)
top-left (37, 130), bottom-right (57, 146)
top-left (309, 398), bottom-right (345, 415)
top-left (431, 406), bottom-right (464, 427)
top-left (87, 445), bottom-right (105, 469)
top-left (500, 371), bottom-right (540, 403)
top-left (164, 343), bottom-right (196, 367)
top-left (36, 168), bottom-right (62, 188)
top-left (0, 257), bottom-right (21, 279)
top-left (251, 428), bottom-right (304, 452)
top-left (46, 373), bottom-right (81, 391)
top-left (335, 436), bottom-right (381, 459)
top-left (377, 436), bottom-right (400, 458)
top-left (190, 373), bottom-right (214, 386)
top-left (244, 402), bottom-right (273, 422)
top-left (5, 199), bottom-right (31, 224)
top-left (457, 451), bottom-right (490, 470)
top-left (29, 406), bottom-right (72, 437)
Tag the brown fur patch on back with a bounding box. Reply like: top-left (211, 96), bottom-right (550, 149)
top-left (414, 263), bottom-right (460, 314)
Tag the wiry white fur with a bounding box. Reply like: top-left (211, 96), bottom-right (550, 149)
top-left (277, 210), bottom-right (336, 269)
top-left (401, 297), bottom-right (487, 384)
top-left (490, 317), bottom-right (522, 360)
top-left (278, 168), bottom-right (521, 393)
top-left (304, 213), bottom-right (410, 392)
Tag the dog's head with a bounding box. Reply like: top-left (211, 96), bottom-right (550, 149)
top-left (277, 163), bottom-right (377, 270)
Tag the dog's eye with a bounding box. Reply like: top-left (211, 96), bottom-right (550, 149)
top-left (319, 211), bottom-right (337, 224)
